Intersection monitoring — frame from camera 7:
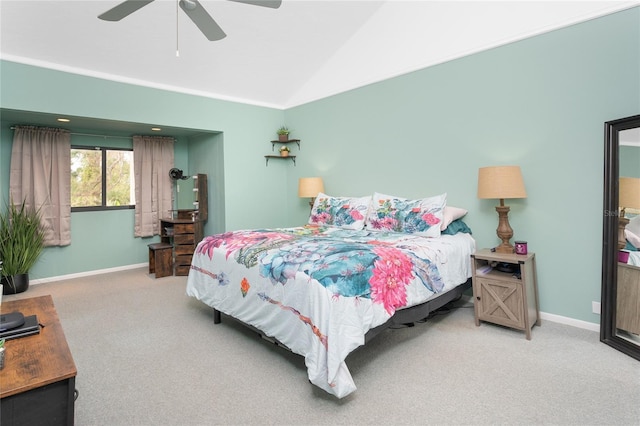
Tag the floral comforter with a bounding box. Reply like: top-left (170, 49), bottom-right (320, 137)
top-left (186, 226), bottom-right (475, 398)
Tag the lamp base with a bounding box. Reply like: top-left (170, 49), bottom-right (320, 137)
top-left (494, 243), bottom-right (514, 254)
top-left (495, 204), bottom-right (515, 254)
top-left (619, 216), bottom-right (629, 251)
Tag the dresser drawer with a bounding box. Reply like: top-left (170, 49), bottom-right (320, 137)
top-left (176, 254), bottom-right (193, 266)
top-left (174, 244), bottom-right (195, 255)
top-left (175, 265), bottom-right (191, 276)
top-left (174, 234), bottom-right (195, 245)
top-left (174, 223), bottom-right (194, 234)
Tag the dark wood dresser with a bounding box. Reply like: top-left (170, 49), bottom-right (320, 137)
top-left (157, 173), bottom-right (208, 276)
top-left (160, 217), bottom-right (204, 275)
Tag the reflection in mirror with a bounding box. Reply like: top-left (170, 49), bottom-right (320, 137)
top-left (602, 115), bottom-right (640, 361)
top-left (616, 128), bottom-right (640, 346)
top-left (176, 175), bottom-right (196, 210)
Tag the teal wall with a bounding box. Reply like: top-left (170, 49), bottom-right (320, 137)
top-left (0, 63), bottom-right (286, 278)
top-left (283, 8), bottom-right (639, 324)
top-left (1, 7), bottom-right (638, 324)
top-left (620, 146), bottom-right (640, 177)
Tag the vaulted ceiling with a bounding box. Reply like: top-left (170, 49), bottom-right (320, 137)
top-left (1, 1), bottom-right (638, 109)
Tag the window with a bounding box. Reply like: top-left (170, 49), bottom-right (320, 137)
top-left (71, 146), bottom-right (135, 211)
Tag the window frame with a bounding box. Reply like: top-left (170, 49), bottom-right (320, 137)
top-left (71, 145), bottom-right (135, 212)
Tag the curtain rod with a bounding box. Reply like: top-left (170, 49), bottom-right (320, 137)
top-left (9, 126), bottom-right (175, 141)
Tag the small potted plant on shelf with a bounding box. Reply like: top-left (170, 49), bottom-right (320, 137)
top-left (277, 126), bottom-right (290, 142)
top-left (279, 145), bottom-right (290, 157)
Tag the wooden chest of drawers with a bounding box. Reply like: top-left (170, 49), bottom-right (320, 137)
top-left (160, 218), bottom-right (204, 276)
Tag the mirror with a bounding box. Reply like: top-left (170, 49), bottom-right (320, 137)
top-left (601, 114), bottom-right (640, 361)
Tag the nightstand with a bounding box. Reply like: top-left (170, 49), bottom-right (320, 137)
top-left (617, 262), bottom-right (640, 335)
top-left (471, 248), bottom-right (540, 340)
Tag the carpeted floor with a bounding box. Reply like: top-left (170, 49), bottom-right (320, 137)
top-left (4, 267), bottom-right (640, 425)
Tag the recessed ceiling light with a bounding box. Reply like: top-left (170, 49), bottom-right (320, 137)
top-left (57, 118), bottom-right (70, 122)
top-left (151, 127), bottom-right (162, 131)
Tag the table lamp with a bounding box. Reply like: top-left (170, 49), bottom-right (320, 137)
top-left (478, 166), bottom-right (527, 253)
top-left (298, 177), bottom-right (324, 210)
top-left (618, 177), bottom-right (640, 250)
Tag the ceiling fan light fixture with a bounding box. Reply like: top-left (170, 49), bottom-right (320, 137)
top-left (99, 0), bottom-right (279, 42)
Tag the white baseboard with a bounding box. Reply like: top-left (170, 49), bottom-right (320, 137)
top-left (30, 263), bottom-right (147, 285)
top-left (29, 267), bottom-right (601, 332)
top-left (540, 311), bottom-right (600, 332)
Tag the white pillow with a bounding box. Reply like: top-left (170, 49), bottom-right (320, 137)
top-left (441, 206), bottom-right (468, 231)
top-left (626, 215), bottom-right (640, 249)
top-left (626, 215), bottom-right (640, 237)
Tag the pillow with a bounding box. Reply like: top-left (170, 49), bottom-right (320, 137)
top-left (441, 219), bottom-right (473, 235)
top-left (308, 193), bottom-right (371, 230)
top-left (365, 192), bottom-right (446, 237)
top-left (626, 215), bottom-right (640, 249)
top-left (625, 229), bottom-right (640, 250)
top-left (441, 206), bottom-right (468, 231)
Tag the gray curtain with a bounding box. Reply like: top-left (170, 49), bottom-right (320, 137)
top-left (133, 136), bottom-right (174, 237)
top-left (10, 126), bottom-right (72, 246)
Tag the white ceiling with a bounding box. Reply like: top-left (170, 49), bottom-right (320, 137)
top-left (1, 0), bottom-right (638, 109)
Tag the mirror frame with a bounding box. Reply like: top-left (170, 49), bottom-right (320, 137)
top-left (601, 114), bottom-right (640, 361)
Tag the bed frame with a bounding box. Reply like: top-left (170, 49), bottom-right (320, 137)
top-left (211, 278), bottom-right (472, 349)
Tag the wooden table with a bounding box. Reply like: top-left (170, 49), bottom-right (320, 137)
top-left (0, 295), bottom-right (77, 426)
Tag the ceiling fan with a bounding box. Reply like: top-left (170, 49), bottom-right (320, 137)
top-left (98, 0), bottom-right (282, 41)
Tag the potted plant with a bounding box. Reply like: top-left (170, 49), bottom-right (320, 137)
top-left (0, 200), bottom-right (45, 295)
top-left (279, 145), bottom-right (291, 157)
top-left (277, 126), bottom-right (290, 142)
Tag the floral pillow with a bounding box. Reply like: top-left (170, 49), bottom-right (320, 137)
top-left (365, 192), bottom-right (446, 237)
top-left (308, 193), bottom-right (372, 230)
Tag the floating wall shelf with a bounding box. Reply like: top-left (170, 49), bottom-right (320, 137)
top-left (265, 155), bottom-right (296, 166)
top-left (265, 138), bottom-right (300, 166)
top-left (270, 139), bottom-right (301, 150)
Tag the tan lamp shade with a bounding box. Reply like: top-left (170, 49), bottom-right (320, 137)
top-left (477, 165), bottom-right (527, 254)
top-left (298, 177), bottom-right (324, 198)
top-left (619, 177), bottom-right (640, 210)
top-left (477, 166), bottom-right (527, 200)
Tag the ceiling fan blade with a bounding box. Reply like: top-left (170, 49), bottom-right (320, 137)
top-left (98, 0), bottom-right (155, 21)
top-left (179, 0), bottom-right (226, 41)
top-left (228, 0), bottom-right (282, 8)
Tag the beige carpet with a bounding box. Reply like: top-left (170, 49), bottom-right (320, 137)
top-left (4, 267), bottom-right (640, 425)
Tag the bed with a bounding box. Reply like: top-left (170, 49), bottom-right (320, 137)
top-left (186, 192), bottom-right (476, 398)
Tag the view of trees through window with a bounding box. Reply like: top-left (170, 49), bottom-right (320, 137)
top-left (71, 147), bottom-right (135, 209)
